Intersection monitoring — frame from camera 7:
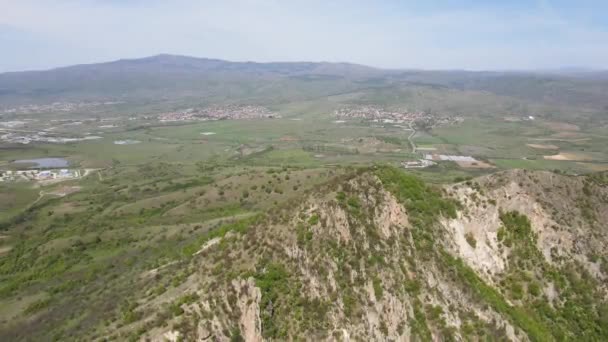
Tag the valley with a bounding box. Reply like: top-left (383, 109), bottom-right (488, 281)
top-left (1, 55), bottom-right (607, 341)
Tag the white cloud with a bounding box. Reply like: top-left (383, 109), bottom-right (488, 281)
top-left (0, 0), bottom-right (607, 71)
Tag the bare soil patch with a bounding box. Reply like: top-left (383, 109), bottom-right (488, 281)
top-left (280, 135), bottom-right (299, 142)
top-left (544, 152), bottom-right (592, 161)
top-left (0, 245), bottom-right (12, 256)
top-left (459, 145), bottom-right (494, 156)
top-left (456, 160), bottom-right (495, 169)
top-left (579, 163), bottom-right (608, 172)
top-left (527, 144), bottom-right (559, 150)
top-left (48, 186), bottom-right (82, 196)
top-left (550, 131), bottom-right (585, 139)
top-left (341, 137), bottom-right (400, 153)
top-left (530, 137), bottom-right (590, 142)
top-left (543, 121), bottom-right (580, 131)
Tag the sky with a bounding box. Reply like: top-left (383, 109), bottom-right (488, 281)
top-left (1, 0), bottom-right (608, 72)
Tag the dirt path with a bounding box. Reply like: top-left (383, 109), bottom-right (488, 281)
top-left (81, 168), bottom-right (103, 180)
top-left (29, 190), bottom-right (61, 208)
top-left (406, 123), bottom-right (417, 154)
top-left (29, 190), bottom-right (46, 207)
top-left (28, 186), bottom-right (81, 209)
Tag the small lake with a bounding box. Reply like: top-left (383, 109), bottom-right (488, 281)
top-left (13, 158), bottom-right (69, 168)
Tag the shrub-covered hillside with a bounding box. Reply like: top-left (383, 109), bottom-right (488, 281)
top-left (1, 166), bottom-right (607, 341)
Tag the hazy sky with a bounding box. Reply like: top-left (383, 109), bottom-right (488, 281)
top-left (1, 0), bottom-right (608, 72)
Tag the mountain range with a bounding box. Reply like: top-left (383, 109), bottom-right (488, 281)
top-left (1, 55), bottom-right (607, 111)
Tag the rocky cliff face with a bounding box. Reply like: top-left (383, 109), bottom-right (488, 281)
top-left (444, 170), bottom-right (608, 285)
top-left (110, 168), bottom-right (608, 341)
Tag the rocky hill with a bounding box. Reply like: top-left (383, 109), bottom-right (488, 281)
top-left (103, 168), bottom-right (608, 341)
top-left (1, 167), bottom-right (607, 341)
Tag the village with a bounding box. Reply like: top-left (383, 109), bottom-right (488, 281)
top-left (334, 105), bottom-right (463, 127)
top-left (0, 168), bottom-right (82, 183)
top-left (0, 105), bottom-right (280, 145)
top-left (0, 101), bottom-right (122, 115)
top-left (158, 105), bottom-right (279, 122)
top-left (0, 117), bottom-right (109, 144)
top-left (0, 130), bottom-right (103, 144)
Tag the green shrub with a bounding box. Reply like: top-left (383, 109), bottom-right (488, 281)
top-left (375, 166), bottom-right (459, 232)
top-left (372, 277), bottom-right (383, 299)
top-left (23, 297), bottom-right (52, 315)
top-left (336, 192), bottom-right (346, 201)
top-left (528, 282), bottom-right (541, 297)
top-left (465, 232), bottom-right (477, 248)
top-left (308, 214), bottom-right (319, 225)
top-left (254, 262), bottom-right (291, 338)
top-left (230, 327), bottom-right (244, 342)
top-left (441, 251), bottom-right (553, 342)
top-left (346, 197), bottom-right (360, 209)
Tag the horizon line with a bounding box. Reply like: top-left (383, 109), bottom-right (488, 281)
top-left (1, 53), bottom-right (606, 75)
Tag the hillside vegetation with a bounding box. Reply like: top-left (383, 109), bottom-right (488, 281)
top-left (1, 166), bottom-right (606, 341)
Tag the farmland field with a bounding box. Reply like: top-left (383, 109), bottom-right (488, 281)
top-left (2, 109), bottom-right (606, 227)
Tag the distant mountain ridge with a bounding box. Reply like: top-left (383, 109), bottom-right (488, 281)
top-left (0, 54), bottom-right (389, 106)
top-left (1, 54), bottom-right (383, 77)
top-left (0, 54), bottom-right (607, 110)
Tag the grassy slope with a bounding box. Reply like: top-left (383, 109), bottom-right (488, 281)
top-left (0, 163), bottom-right (348, 340)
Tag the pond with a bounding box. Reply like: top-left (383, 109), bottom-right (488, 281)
top-left (13, 158), bottom-right (69, 168)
